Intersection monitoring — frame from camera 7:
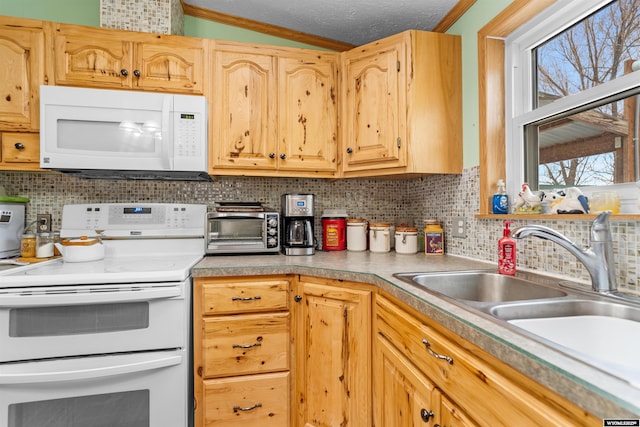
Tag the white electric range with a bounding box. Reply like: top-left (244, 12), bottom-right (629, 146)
top-left (0, 203), bottom-right (206, 427)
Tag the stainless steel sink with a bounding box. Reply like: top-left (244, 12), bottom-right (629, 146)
top-left (393, 270), bottom-right (567, 302)
top-left (491, 298), bottom-right (640, 322)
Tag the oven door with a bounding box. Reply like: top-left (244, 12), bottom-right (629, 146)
top-left (0, 280), bottom-right (189, 363)
top-left (0, 349), bottom-right (187, 427)
top-left (207, 216), bottom-right (267, 253)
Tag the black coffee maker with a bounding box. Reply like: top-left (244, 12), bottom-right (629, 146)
top-left (281, 194), bottom-right (315, 255)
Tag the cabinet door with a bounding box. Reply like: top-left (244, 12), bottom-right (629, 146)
top-left (277, 54), bottom-right (338, 173)
top-left (293, 279), bottom-right (371, 427)
top-left (374, 333), bottom-right (441, 427)
top-left (0, 132), bottom-right (42, 171)
top-left (342, 40), bottom-right (406, 171)
top-left (211, 48), bottom-right (277, 171)
top-left (134, 38), bottom-right (205, 94)
top-left (440, 395), bottom-right (479, 427)
top-left (0, 25), bottom-right (45, 130)
top-left (54, 24), bottom-right (132, 88)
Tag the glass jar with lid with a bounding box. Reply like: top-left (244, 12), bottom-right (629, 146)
top-left (424, 219), bottom-right (444, 255)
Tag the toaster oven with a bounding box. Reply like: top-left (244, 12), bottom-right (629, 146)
top-left (206, 203), bottom-right (280, 254)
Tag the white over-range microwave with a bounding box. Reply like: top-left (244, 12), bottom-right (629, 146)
top-left (40, 85), bottom-right (210, 181)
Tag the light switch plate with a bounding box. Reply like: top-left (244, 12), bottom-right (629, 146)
top-left (451, 216), bottom-right (466, 238)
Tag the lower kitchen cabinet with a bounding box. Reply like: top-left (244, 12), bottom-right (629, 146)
top-left (374, 330), bottom-right (478, 426)
top-left (193, 276), bottom-right (292, 427)
top-left (374, 294), bottom-right (600, 427)
top-left (293, 276), bottom-right (372, 427)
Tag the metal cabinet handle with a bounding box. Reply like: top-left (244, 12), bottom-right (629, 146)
top-left (133, 69), bottom-right (141, 77)
top-left (346, 147), bottom-right (353, 154)
top-left (294, 295), bottom-right (302, 302)
top-left (269, 152), bottom-right (276, 159)
top-left (420, 409), bottom-right (434, 422)
top-left (120, 69), bottom-right (128, 76)
top-left (280, 153), bottom-right (286, 160)
top-left (232, 342), bottom-right (262, 349)
top-left (233, 403), bottom-right (262, 413)
top-left (422, 338), bottom-right (453, 364)
top-left (231, 296), bottom-right (261, 301)
top-left (14, 142), bottom-right (25, 151)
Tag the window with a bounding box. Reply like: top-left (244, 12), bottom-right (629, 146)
top-left (505, 0), bottom-right (640, 197)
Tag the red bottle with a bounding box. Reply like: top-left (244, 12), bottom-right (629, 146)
top-left (498, 221), bottom-right (516, 275)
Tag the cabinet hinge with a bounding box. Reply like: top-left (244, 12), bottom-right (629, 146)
top-left (397, 137), bottom-right (401, 148)
top-left (397, 61), bottom-right (401, 72)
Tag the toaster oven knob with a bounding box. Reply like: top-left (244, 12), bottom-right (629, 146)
top-left (268, 218), bottom-right (278, 227)
top-left (268, 228), bottom-right (277, 236)
top-left (268, 237), bottom-right (277, 247)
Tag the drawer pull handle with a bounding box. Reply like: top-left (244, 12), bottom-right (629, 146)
top-left (14, 142), bottom-right (25, 151)
top-left (422, 338), bottom-right (453, 364)
top-left (232, 342), bottom-right (262, 349)
top-left (231, 296), bottom-right (262, 301)
top-left (420, 409), bottom-right (434, 422)
top-left (233, 403), bottom-right (262, 413)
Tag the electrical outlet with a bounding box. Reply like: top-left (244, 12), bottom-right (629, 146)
top-left (451, 216), bottom-right (467, 238)
top-left (37, 214), bottom-right (52, 233)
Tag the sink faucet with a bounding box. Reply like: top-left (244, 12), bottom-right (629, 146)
top-left (511, 211), bottom-right (617, 294)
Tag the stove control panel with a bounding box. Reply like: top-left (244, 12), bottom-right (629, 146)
top-left (60, 203), bottom-right (207, 238)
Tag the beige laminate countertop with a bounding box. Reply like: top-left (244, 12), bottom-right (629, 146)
top-left (193, 250), bottom-right (640, 419)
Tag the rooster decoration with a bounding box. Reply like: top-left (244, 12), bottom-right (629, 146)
top-left (512, 183), bottom-right (544, 213)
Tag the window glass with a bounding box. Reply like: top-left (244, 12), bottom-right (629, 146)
top-left (534, 0), bottom-right (640, 106)
top-left (507, 0), bottom-right (640, 194)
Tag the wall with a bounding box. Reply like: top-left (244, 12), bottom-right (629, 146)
top-left (1, 0), bottom-right (639, 296)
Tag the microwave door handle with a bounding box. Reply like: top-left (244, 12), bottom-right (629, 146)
top-left (0, 354), bottom-right (182, 384)
top-left (161, 96), bottom-right (174, 169)
top-left (0, 286), bottom-right (181, 307)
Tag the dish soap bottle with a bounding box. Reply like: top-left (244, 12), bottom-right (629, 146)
top-left (492, 179), bottom-right (508, 214)
top-left (498, 221), bottom-right (516, 275)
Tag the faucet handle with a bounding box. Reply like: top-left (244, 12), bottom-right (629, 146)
top-left (591, 211), bottom-right (612, 242)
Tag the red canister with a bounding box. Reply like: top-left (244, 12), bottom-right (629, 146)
top-left (321, 210), bottom-right (347, 251)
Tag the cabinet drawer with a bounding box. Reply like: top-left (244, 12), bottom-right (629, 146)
top-left (201, 279), bottom-right (289, 315)
top-left (204, 371), bottom-right (289, 427)
top-left (374, 295), bottom-right (586, 427)
top-left (202, 312), bottom-right (289, 378)
top-left (1, 133), bottom-right (40, 163)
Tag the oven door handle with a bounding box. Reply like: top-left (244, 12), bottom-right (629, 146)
top-left (0, 353), bottom-right (182, 384)
top-left (0, 286), bottom-right (182, 307)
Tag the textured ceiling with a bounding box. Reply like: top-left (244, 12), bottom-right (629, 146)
top-left (182, 0), bottom-right (459, 46)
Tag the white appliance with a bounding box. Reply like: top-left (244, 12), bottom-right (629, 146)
top-left (0, 203), bottom-right (207, 427)
top-left (0, 202), bottom-right (25, 259)
top-left (40, 85), bottom-right (210, 181)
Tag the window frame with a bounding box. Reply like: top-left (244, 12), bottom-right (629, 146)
top-left (504, 0), bottom-right (640, 198)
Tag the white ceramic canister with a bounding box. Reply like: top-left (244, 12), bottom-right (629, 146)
top-left (369, 222), bottom-right (391, 253)
top-left (346, 218), bottom-right (368, 251)
top-left (395, 226), bottom-right (418, 254)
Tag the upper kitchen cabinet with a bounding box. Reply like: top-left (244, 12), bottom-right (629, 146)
top-left (210, 42), bottom-right (338, 178)
top-left (0, 17), bottom-right (50, 132)
top-left (53, 23), bottom-right (206, 94)
top-left (341, 30), bottom-right (462, 177)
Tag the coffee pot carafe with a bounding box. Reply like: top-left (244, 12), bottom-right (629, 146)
top-left (281, 194), bottom-right (315, 255)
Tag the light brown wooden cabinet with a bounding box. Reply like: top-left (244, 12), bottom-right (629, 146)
top-left (193, 276), bottom-right (292, 427)
top-left (341, 30), bottom-right (462, 177)
top-left (53, 23), bottom-right (206, 94)
top-left (293, 276), bottom-right (372, 427)
top-left (209, 42), bottom-right (338, 178)
top-left (374, 294), bottom-right (600, 427)
top-left (0, 132), bottom-right (42, 171)
top-left (0, 17), bottom-right (49, 132)
top-left (374, 328), bottom-right (478, 426)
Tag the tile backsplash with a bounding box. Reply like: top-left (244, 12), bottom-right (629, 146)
top-left (100, 0), bottom-right (184, 35)
top-left (2, 169), bottom-right (638, 295)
